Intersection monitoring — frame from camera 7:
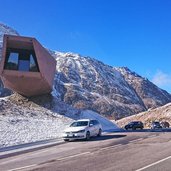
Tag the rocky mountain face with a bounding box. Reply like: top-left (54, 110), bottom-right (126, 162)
top-left (115, 67), bottom-right (171, 109)
top-left (0, 23), bottom-right (171, 119)
top-left (51, 52), bottom-right (171, 119)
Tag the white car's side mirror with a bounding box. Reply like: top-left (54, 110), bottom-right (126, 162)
top-left (89, 124), bottom-right (93, 127)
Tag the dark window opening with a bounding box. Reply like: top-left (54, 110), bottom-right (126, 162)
top-left (5, 52), bottom-right (19, 70)
top-left (4, 48), bottom-right (39, 72)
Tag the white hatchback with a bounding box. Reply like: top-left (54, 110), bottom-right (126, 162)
top-left (62, 119), bottom-right (102, 141)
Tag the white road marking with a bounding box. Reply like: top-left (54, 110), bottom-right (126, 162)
top-left (148, 135), bottom-right (157, 138)
top-left (27, 148), bottom-right (52, 156)
top-left (135, 156), bottom-right (171, 171)
top-left (6, 151), bottom-right (91, 171)
top-left (0, 157), bottom-right (22, 165)
top-left (97, 137), bottom-right (146, 152)
top-left (7, 164), bottom-right (37, 171)
top-left (0, 149), bottom-right (51, 165)
top-left (57, 151), bottom-right (91, 161)
top-left (97, 144), bottom-right (122, 152)
top-left (129, 138), bottom-right (143, 143)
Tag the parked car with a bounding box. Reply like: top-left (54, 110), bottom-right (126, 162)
top-left (161, 121), bottom-right (170, 128)
top-left (124, 121), bottom-right (144, 130)
top-left (62, 119), bottom-right (102, 141)
top-left (151, 121), bottom-right (162, 129)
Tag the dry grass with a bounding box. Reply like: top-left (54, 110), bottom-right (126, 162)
top-left (116, 103), bottom-right (171, 128)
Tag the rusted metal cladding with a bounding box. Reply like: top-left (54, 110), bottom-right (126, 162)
top-left (0, 35), bottom-right (56, 97)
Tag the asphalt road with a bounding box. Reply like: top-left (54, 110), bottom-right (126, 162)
top-left (1, 131), bottom-right (171, 171)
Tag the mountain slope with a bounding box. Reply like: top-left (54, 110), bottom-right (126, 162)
top-left (51, 52), bottom-right (171, 119)
top-left (52, 52), bottom-right (147, 119)
top-left (116, 102), bottom-right (171, 128)
top-left (116, 67), bottom-right (171, 109)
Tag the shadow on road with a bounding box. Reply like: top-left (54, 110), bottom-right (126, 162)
top-left (91, 134), bottom-right (127, 141)
top-left (74, 134), bottom-right (127, 142)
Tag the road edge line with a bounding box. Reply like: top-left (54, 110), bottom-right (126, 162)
top-left (135, 155), bottom-right (171, 171)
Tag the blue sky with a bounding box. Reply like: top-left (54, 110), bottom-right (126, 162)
top-left (0, 0), bottom-right (171, 92)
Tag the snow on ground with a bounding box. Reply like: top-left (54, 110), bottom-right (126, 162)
top-left (0, 115), bottom-right (73, 148)
top-left (0, 96), bottom-right (74, 147)
top-left (0, 96), bottom-right (120, 148)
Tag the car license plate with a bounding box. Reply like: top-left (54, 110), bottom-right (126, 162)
top-left (67, 133), bottom-right (73, 137)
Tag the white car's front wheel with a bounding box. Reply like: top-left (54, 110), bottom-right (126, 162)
top-left (97, 129), bottom-right (102, 137)
top-left (85, 131), bottom-right (90, 140)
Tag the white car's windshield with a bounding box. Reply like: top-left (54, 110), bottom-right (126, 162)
top-left (70, 121), bottom-right (88, 127)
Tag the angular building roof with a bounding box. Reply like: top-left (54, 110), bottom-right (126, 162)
top-left (0, 35), bottom-right (56, 97)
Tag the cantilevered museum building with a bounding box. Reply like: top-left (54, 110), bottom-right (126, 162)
top-left (0, 35), bottom-right (56, 97)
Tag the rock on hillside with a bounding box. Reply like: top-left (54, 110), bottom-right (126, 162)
top-left (116, 103), bottom-right (171, 128)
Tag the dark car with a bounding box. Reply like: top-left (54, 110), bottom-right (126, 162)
top-left (124, 121), bottom-right (144, 130)
top-left (151, 121), bottom-right (162, 129)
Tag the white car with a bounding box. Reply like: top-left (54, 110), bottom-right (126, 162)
top-left (63, 119), bottom-right (102, 141)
